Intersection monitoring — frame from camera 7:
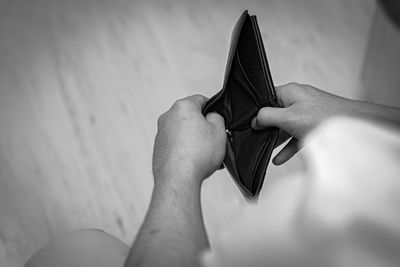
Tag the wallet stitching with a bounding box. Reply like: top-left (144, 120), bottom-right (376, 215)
top-left (256, 130), bottom-right (279, 195)
top-left (222, 11), bottom-right (248, 90)
top-left (203, 11), bottom-right (280, 199)
top-left (250, 15), bottom-right (279, 106)
top-left (250, 134), bottom-right (272, 194)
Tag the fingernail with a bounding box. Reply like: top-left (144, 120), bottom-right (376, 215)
top-left (272, 156), bottom-right (283, 166)
top-left (251, 118), bottom-right (257, 129)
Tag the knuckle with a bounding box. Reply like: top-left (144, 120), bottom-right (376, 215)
top-left (298, 83), bottom-right (313, 93)
top-left (173, 99), bottom-right (183, 107)
top-left (276, 84), bottom-right (294, 100)
top-left (283, 82), bottom-right (297, 88)
top-left (279, 82), bottom-right (311, 103)
top-left (287, 82), bottom-right (300, 87)
top-left (285, 82), bottom-right (303, 91)
top-left (157, 113), bottom-right (166, 126)
top-left (173, 98), bottom-right (188, 110)
top-left (192, 94), bottom-right (203, 99)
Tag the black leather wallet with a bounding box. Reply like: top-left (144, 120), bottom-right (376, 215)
top-left (202, 10), bottom-right (279, 199)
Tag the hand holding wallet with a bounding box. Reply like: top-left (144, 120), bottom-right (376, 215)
top-left (202, 10), bottom-right (279, 199)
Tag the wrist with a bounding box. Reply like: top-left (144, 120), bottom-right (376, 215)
top-left (153, 156), bottom-right (209, 185)
top-left (153, 165), bottom-right (202, 191)
top-left (330, 96), bottom-right (361, 119)
top-left (152, 171), bottom-right (202, 207)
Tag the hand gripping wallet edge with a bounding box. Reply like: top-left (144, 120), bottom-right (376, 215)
top-left (202, 10), bottom-right (280, 199)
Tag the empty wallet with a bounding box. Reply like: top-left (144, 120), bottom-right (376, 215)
top-left (202, 10), bottom-right (280, 199)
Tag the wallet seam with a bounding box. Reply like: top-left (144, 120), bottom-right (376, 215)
top-left (250, 15), bottom-right (279, 107)
top-left (235, 51), bottom-right (264, 108)
top-left (202, 10), bottom-right (280, 199)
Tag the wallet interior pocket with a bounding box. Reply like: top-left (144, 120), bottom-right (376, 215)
top-left (236, 52), bottom-right (263, 105)
top-left (202, 10), bottom-right (279, 199)
top-left (236, 14), bottom-right (276, 106)
top-left (231, 126), bottom-right (276, 193)
top-left (228, 53), bottom-right (262, 131)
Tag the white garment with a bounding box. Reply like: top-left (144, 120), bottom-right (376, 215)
top-left (202, 117), bottom-right (400, 267)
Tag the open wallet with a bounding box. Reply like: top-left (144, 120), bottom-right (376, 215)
top-left (202, 10), bottom-right (280, 199)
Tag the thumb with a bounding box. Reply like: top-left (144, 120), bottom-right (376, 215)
top-left (251, 107), bottom-right (289, 130)
top-left (206, 112), bottom-right (225, 129)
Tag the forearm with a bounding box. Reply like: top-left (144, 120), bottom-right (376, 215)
top-left (346, 98), bottom-right (400, 125)
top-left (124, 176), bottom-right (208, 267)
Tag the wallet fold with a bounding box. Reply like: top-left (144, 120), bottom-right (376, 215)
top-left (202, 10), bottom-right (279, 199)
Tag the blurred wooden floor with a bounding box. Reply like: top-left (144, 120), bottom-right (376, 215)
top-left (0, 0), bottom-right (374, 266)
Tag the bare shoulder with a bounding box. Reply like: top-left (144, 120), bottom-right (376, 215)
top-left (25, 229), bottom-right (129, 267)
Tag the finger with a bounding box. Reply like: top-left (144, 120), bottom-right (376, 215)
top-left (274, 130), bottom-right (291, 149)
top-left (272, 137), bottom-right (303, 165)
top-left (251, 106), bottom-right (289, 130)
top-left (206, 112), bottom-right (226, 171)
top-left (275, 83), bottom-right (305, 107)
top-left (205, 112), bottom-right (225, 129)
top-left (182, 94), bottom-right (208, 110)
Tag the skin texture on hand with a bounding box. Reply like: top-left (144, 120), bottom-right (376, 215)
top-left (252, 82), bottom-right (400, 165)
top-left (153, 94), bottom-right (226, 185)
top-left (252, 83), bottom-right (354, 165)
top-left (125, 87), bottom-right (400, 267)
top-left (125, 95), bottom-right (226, 267)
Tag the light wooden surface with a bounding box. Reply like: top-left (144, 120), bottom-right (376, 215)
top-left (0, 0), bottom-right (375, 266)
